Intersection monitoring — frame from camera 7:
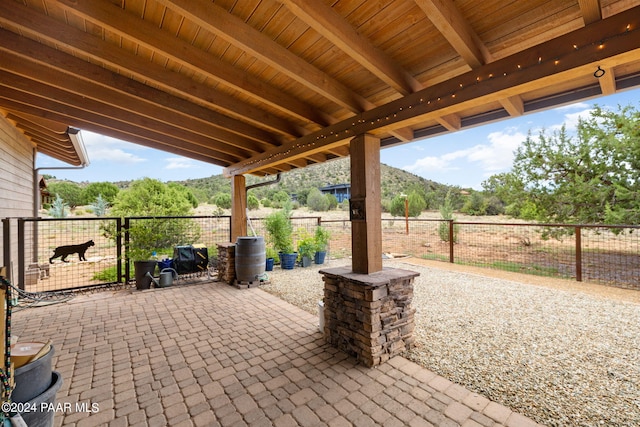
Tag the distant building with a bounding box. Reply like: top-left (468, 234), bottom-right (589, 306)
top-left (320, 184), bottom-right (351, 203)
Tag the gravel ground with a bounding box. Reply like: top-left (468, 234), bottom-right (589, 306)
top-left (261, 258), bottom-right (640, 427)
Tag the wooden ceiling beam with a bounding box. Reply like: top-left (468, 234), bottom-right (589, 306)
top-left (48, 0), bottom-right (330, 127)
top-left (436, 114), bottom-right (461, 131)
top-left (598, 66), bottom-right (616, 95)
top-left (415, 0), bottom-right (491, 68)
top-left (0, 2), bottom-right (302, 142)
top-left (0, 77), bottom-right (246, 165)
top-left (225, 6), bottom-right (640, 176)
top-left (416, 0), bottom-right (526, 117)
top-left (0, 57), bottom-right (258, 161)
top-left (500, 95), bottom-right (525, 117)
top-left (281, 0), bottom-right (422, 95)
top-left (156, 0), bottom-right (374, 113)
top-left (579, 0), bottom-right (602, 25)
top-left (0, 96), bottom-right (234, 166)
top-left (0, 33), bottom-right (274, 155)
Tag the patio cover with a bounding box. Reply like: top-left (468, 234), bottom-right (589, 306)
top-left (0, 0), bottom-right (639, 176)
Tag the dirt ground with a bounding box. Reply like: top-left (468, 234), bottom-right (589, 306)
top-left (399, 256), bottom-right (640, 305)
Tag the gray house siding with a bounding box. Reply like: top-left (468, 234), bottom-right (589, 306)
top-left (0, 114), bottom-right (35, 281)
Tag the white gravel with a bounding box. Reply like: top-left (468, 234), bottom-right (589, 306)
top-left (261, 258), bottom-right (640, 427)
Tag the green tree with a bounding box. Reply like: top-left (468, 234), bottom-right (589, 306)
top-left (81, 182), bottom-right (119, 205)
top-left (438, 190), bottom-right (458, 242)
top-left (325, 194), bottom-right (338, 210)
top-left (247, 194), bottom-right (260, 210)
top-left (389, 191), bottom-right (425, 217)
top-left (213, 193), bottom-right (232, 209)
top-left (307, 188), bottom-right (329, 211)
top-left (484, 104), bottom-right (640, 225)
top-left (168, 182), bottom-right (198, 208)
top-left (460, 192), bottom-right (486, 216)
top-left (272, 190), bottom-right (290, 209)
top-left (48, 181), bottom-right (83, 207)
top-left (48, 195), bottom-right (69, 218)
top-left (90, 194), bottom-right (109, 217)
top-left (108, 178), bottom-right (198, 259)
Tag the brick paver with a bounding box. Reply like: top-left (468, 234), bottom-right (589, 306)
top-left (12, 281), bottom-right (545, 426)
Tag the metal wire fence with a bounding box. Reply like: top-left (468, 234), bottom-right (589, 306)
top-left (320, 219), bottom-right (640, 290)
top-left (7, 215), bottom-right (640, 291)
top-left (15, 216), bottom-right (232, 292)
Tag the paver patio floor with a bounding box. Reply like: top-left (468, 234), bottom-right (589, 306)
top-left (12, 280), bottom-right (543, 427)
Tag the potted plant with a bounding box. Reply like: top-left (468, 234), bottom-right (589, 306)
top-left (129, 246), bottom-right (157, 290)
top-left (265, 208), bottom-right (296, 269)
top-left (265, 246), bottom-right (278, 271)
top-left (313, 226), bottom-right (330, 264)
top-left (296, 229), bottom-right (315, 267)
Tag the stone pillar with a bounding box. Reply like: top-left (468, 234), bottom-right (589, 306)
top-left (320, 267), bottom-right (419, 367)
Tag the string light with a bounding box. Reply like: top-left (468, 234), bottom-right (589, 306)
top-left (238, 23), bottom-right (636, 172)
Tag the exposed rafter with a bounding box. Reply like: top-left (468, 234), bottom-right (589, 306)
top-left (0, 0), bottom-right (638, 178)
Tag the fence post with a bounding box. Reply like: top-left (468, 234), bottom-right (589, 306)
top-left (17, 218), bottom-right (25, 290)
top-left (449, 220), bottom-right (454, 263)
top-left (575, 226), bottom-right (582, 282)
top-left (124, 217), bottom-right (131, 284)
top-left (116, 217), bottom-right (123, 284)
top-left (2, 219), bottom-right (11, 282)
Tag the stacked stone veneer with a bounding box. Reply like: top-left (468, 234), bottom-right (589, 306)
top-left (216, 243), bottom-right (236, 284)
top-left (320, 266), bottom-right (419, 367)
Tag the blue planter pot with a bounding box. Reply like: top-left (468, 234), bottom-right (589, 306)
top-left (265, 257), bottom-right (274, 271)
top-left (314, 251), bottom-right (326, 264)
top-left (279, 252), bottom-right (297, 270)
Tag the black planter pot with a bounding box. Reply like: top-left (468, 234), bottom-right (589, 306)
top-left (134, 260), bottom-right (157, 290)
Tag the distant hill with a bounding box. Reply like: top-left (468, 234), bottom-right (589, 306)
top-left (176, 157), bottom-right (459, 206)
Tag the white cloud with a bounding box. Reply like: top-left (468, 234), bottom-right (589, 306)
top-left (82, 131), bottom-right (147, 164)
top-left (403, 129), bottom-right (525, 175)
top-left (550, 107), bottom-right (592, 132)
top-left (554, 102), bottom-right (590, 111)
top-left (165, 157), bottom-right (197, 170)
top-left (404, 155), bottom-right (460, 173)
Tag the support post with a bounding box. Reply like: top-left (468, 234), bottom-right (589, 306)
top-left (575, 226), bottom-right (582, 282)
top-left (231, 175), bottom-right (247, 241)
top-left (350, 134), bottom-right (382, 274)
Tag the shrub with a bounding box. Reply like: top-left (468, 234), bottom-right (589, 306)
top-left (90, 194), bottom-right (109, 217)
top-left (389, 191), bottom-right (425, 217)
top-left (247, 194), bottom-right (260, 210)
top-left (307, 188), bottom-right (329, 211)
top-left (265, 209), bottom-right (294, 254)
top-left (107, 178), bottom-right (197, 260)
top-left (48, 195), bottom-right (69, 218)
top-left (325, 194), bottom-right (338, 210)
top-left (438, 191), bottom-right (459, 242)
top-left (213, 193), bottom-right (232, 209)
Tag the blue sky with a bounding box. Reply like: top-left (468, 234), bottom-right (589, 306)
top-left (37, 88), bottom-right (639, 189)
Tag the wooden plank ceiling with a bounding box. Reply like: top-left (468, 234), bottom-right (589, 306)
top-left (1, 0), bottom-right (639, 176)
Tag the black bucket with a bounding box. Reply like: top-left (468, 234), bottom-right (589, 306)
top-left (19, 371), bottom-right (63, 427)
top-left (13, 345), bottom-right (54, 403)
top-left (134, 260), bottom-right (157, 290)
top-left (235, 237), bottom-right (266, 281)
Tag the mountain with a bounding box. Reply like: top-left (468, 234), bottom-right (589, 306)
top-left (177, 157), bottom-right (458, 204)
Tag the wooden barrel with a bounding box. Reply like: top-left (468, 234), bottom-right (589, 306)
top-left (235, 237), bottom-right (266, 282)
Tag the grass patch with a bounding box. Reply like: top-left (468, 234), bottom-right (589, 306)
top-left (92, 266), bottom-right (118, 282)
top-left (458, 260), bottom-right (566, 278)
top-left (421, 253), bottom-right (449, 262)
